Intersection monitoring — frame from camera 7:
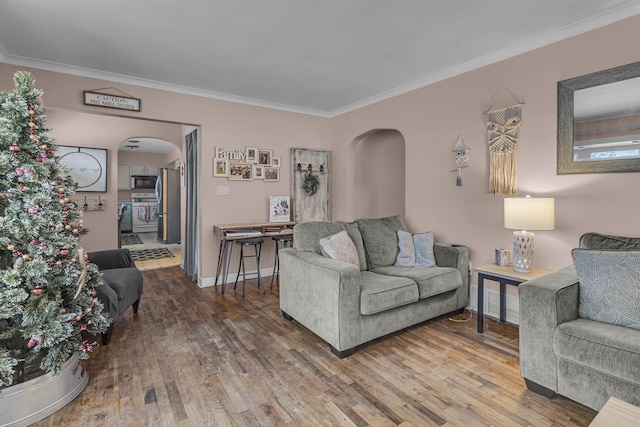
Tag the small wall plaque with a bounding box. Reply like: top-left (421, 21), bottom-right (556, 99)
top-left (84, 91), bottom-right (141, 111)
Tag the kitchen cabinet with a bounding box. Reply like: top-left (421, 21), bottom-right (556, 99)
top-left (129, 165), bottom-right (157, 176)
top-left (117, 164), bottom-right (131, 189)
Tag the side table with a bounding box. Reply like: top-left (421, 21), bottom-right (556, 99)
top-left (589, 397), bottom-right (640, 426)
top-left (475, 264), bottom-right (552, 333)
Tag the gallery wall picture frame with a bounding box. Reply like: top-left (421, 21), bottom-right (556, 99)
top-left (246, 146), bottom-right (258, 163)
top-left (56, 145), bottom-right (108, 192)
top-left (272, 156), bottom-right (281, 167)
top-left (258, 149), bottom-right (273, 166)
top-left (253, 164), bottom-right (264, 179)
top-left (263, 167), bottom-right (280, 182)
top-left (228, 162), bottom-right (253, 181)
top-left (213, 158), bottom-right (229, 177)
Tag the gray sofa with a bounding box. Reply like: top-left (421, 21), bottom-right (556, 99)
top-left (279, 216), bottom-right (469, 358)
top-left (519, 233), bottom-right (640, 410)
top-left (88, 249), bottom-right (144, 345)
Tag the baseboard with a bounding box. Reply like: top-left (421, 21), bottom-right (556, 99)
top-left (469, 284), bottom-right (520, 325)
top-left (199, 267), bottom-right (275, 288)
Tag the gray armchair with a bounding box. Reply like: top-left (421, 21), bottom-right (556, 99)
top-left (88, 249), bottom-right (143, 345)
top-left (519, 233), bottom-right (640, 410)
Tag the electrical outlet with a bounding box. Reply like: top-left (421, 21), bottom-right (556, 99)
top-left (216, 186), bottom-right (230, 196)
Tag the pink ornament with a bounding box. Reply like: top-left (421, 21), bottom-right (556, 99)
top-left (9, 144), bottom-right (20, 152)
top-left (27, 337), bottom-right (37, 348)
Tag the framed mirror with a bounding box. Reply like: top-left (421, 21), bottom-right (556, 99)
top-left (557, 61), bottom-right (640, 174)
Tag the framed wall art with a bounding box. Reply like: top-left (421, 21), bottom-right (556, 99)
top-left (269, 196), bottom-right (290, 222)
top-left (213, 158), bottom-right (229, 177)
top-left (56, 145), bottom-right (107, 192)
top-left (263, 167), bottom-right (280, 182)
top-left (228, 163), bottom-right (253, 181)
top-left (258, 149), bottom-right (272, 166)
top-left (245, 146), bottom-right (258, 163)
top-left (253, 164), bottom-right (264, 179)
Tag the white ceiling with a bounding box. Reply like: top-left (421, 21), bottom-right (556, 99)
top-left (1, 1), bottom-right (639, 117)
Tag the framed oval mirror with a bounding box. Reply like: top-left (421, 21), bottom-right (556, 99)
top-left (557, 61), bottom-right (640, 174)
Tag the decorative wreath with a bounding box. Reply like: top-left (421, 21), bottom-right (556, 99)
top-left (302, 172), bottom-right (320, 195)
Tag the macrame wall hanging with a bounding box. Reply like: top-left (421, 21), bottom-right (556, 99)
top-left (484, 89), bottom-right (524, 195)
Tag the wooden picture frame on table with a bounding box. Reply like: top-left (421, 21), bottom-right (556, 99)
top-left (264, 167), bottom-right (280, 182)
top-left (258, 149), bottom-right (272, 166)
top-left (228, 163), bottom-right (253, 181)
top-left (213, 158), bottom-right (229, 177)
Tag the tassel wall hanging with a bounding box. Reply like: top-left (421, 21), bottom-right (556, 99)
top-left (484, 102), bottom-right (523, 195)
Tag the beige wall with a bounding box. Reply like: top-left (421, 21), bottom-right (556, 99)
top-left (0, 64), bottom-right (330, 282)
top-left (331, 14), bottom-right (640, 293)
top-left (2, 14), bottom-right (639, 287)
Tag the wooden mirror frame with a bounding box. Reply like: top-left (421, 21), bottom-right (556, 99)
top-left (557, 61), bottom-right (640, 174)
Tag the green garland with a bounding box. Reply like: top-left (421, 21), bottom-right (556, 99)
top-left (302, 172), bottom-right (320, 195)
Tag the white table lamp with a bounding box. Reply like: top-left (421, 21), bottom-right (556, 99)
top-left (504, 196), bottom-right (555, 273)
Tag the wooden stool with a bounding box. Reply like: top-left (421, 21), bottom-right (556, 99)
top-left (270, 235), bottom-right (293, 289)
top-left (233, 238), bottom-right (264, 297)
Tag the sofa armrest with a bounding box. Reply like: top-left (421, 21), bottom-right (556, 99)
top-left (518, 265), bottom-right (579, 391)
top-left (279, 248), bottom-right (362, 351)
top-left (434, 243), bottom-right (470, 305)
top-left (87, 249), bottom-right (136, 271)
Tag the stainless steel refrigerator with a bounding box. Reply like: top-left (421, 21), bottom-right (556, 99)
top-left (156, 168), bottom-right (181, 244)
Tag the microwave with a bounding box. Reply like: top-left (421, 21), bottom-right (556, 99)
top-left (131, 175), bottom-right (157, 189)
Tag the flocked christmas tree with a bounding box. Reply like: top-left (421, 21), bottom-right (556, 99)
top-left (0, 71), bottom-right (109, 388)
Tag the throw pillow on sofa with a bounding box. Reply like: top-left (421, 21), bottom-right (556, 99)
top-left (394, 230), bottom-right (436, 268)
top-left (320, 231), bottom-right (360, 267)
top-left (572, 248), bottom-right (640, 330)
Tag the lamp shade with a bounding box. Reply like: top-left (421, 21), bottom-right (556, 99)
top-left (504, 197), bottom-right (555, 231)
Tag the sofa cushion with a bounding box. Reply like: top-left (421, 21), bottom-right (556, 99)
top-left (555, 318), bottom-right (640, 384)
top-left (394, 230), bottom-right (436, 268)
top-left (579, 232), bottom-right (640, 250)
top-left (356, 216), bottom-right (407, 269)
top-left (572, 249), bottom-right (640, 329)
top-left (293, 221), bottom-right (367, 271)
top-left (395, 230), bottom-right (416, 266)
top-left (359, 271), bottom-right (419, 315)
top-left (372, 266), bottom-right (461, 299)
top-left (320, 231), bottom-right (360, 267)
top-left (414, 232), bottom-right (436, 268)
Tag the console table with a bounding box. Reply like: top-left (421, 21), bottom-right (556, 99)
top-left (213, 221), bottom-right (296, 289)
top-left (475, 264), bottom-right (552, 333)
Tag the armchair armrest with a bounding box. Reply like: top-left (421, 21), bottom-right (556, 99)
top-left (279, 248), bottom-right (362, 352)
top-left (519, 265), bottom-right (579, 392)
top-left (87, 249), bottom-right (136, 271)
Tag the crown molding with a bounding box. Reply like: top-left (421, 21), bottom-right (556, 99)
top-left (0, 52), bottom-right (333, 118)
top-left (2, 3), bottom-right (639, 119)
top-left (327, 4), bottom-right (640, 117)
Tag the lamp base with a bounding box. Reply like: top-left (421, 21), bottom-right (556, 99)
top-left (513, 231), bottom-right (535, 273)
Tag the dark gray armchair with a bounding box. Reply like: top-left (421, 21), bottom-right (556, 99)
top-left (88, 249), bottom-right (143, 345)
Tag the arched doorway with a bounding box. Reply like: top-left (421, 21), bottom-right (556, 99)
top-left (350, 129), bottom-right (406, 219)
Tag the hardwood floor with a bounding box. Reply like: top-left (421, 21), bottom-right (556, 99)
top-left (34, 267), bottom-right (597, 426)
